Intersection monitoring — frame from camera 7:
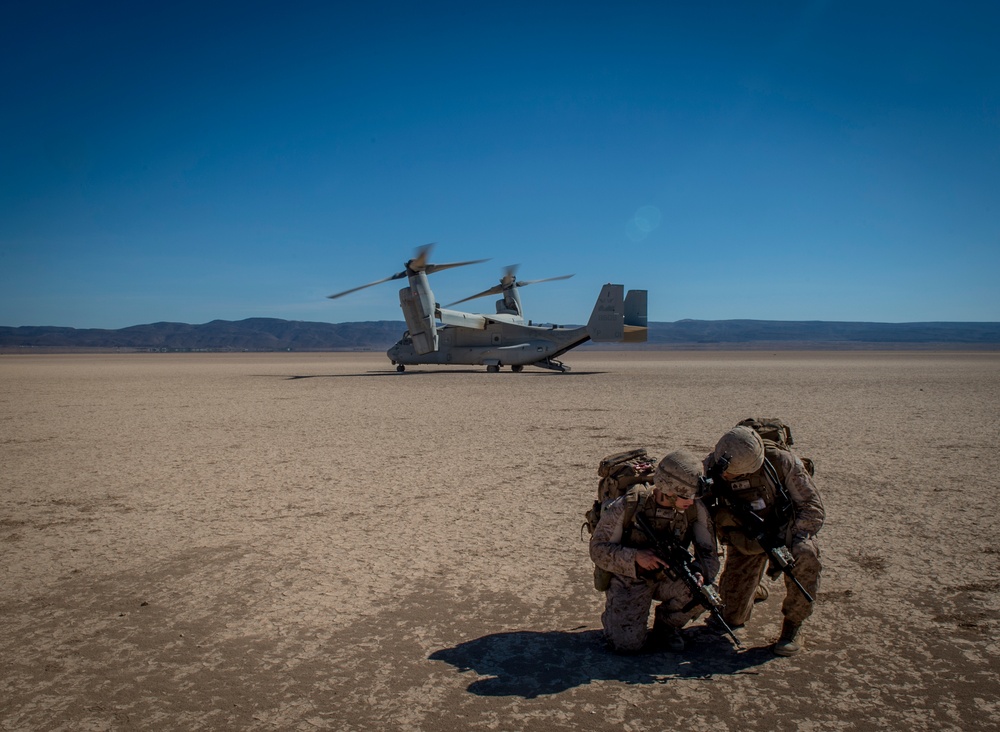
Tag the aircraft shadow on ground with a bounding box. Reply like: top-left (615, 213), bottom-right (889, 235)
top-left (283, 370), bottom-right (606, 380)
top-left (428, 628), bottom-right (775, 698)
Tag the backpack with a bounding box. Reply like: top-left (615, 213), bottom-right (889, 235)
top-left (585, 448), bottom-right (658, 535)
top-left (585, 448), bottom-right (658, 591)
top-left (597, 448), bottom-right (658, 501)
top-left (736, 417), bottom-right (815, 476)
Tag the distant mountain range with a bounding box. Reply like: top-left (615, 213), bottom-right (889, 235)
top-left (2, 318), bottom-right (999, 352)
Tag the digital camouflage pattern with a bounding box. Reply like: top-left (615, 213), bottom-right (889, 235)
top-left (589, 486), bottom-right (720, 653)
top-left (706, 445), bottom-right (824, 628)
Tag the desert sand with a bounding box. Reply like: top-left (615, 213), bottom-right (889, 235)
top-left (2, 350), bottom-right (998, 731)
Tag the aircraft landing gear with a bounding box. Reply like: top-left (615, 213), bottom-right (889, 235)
top-left (511, 364), bottom-right (524, 373)
top-left (486, 364), bottom-right (500, 373)
top-left (396, 364), bottom-right (406, 372)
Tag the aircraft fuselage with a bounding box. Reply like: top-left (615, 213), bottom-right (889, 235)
top-left (387, 321), bottom-right (589, 368)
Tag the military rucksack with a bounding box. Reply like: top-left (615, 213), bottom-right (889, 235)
top-left (584, 448), bottom-right (658, 536)
top-left (585, 449), bottom-right (658, 591)
top-left (736, 417), bottom-right (815, 476)
top-left (597, 448), bottom-right (658, 502)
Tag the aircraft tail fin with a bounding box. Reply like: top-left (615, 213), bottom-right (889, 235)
top-left (586, 284), bottom-right (648, 343)
top-left (623, 289), bottom-right (648, 343)
top-left (587, 284), bottom-right (625, 341)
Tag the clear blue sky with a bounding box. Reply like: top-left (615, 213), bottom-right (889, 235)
top-left (2, 1), bottom-right (998, 328)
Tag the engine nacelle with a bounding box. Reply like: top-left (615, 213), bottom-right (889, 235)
top-left (399, 273), bottom-right (438, 354)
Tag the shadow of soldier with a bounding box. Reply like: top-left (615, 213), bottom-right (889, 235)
top-left (428, 627), bottom-right (776, 698)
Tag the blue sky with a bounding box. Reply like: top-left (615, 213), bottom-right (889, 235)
top-left (2, 1), bottom-right (998, 328)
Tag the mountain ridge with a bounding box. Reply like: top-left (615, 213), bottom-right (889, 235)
top-left (3, 318), bottom-right (1000, 352)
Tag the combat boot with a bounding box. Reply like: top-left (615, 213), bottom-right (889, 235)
top-left (773, 619), bottom-right (802, 656)
top-left (649, 623), bottom-right (685, 653)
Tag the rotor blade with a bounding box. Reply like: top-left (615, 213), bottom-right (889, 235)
top-left (444, 284), bottom-right (504, 307)
top-left (424, 257), bottom-right (490, 276)
top-left (445, 271), bottom-right (574, 307)
top-left (514, 274), bottom-right (575, 287)
top-left (327, 271), bottom-right (407, 299)
top-left (329, 243), bottom-right (488, 300)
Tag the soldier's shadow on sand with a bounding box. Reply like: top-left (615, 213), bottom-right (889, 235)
top-left (429, 627), bottom-right (776, 698)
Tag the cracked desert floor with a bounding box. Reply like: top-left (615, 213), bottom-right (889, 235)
top-left (2, 350), bottom-right (998, 731)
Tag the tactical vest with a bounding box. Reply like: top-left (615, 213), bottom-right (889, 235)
top-left (620, 487), bottom-right (699, 550)
top-left (712, 445), bottom-right (794, 554)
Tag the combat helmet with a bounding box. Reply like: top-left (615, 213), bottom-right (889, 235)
top-left (654, 449), bottom-right (704, 499)
top-left (713, 425), bottom-right (765, 476)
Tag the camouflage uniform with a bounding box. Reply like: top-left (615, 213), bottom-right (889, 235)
top-left (589, 485), bottom-right (720, 653)
top-left (706, 445), bottom-right (824, 628)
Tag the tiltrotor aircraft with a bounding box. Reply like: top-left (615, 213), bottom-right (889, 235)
top-left (328, 245), bottom-right (647, 372)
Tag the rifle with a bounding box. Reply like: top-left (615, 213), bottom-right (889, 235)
top-left (708, 453), bottom-right (814, 604)
top-left (631, 511), bottom-right (743, 650)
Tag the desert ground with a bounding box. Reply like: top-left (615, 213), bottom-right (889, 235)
top-left (1, 350), bottom-right (998, 731)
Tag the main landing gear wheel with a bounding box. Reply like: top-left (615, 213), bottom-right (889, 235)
top-left (511, 364), bottom-right (524, 373)
top-left (396, 364), bottom-right (405, 372)
top-left (486, 364), bottom-right (500, 373)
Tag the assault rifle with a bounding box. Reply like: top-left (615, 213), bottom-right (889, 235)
top-left (632, 512), bottom-right (743, 650)
top-left (708, 453), bottom-right (814, 604)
